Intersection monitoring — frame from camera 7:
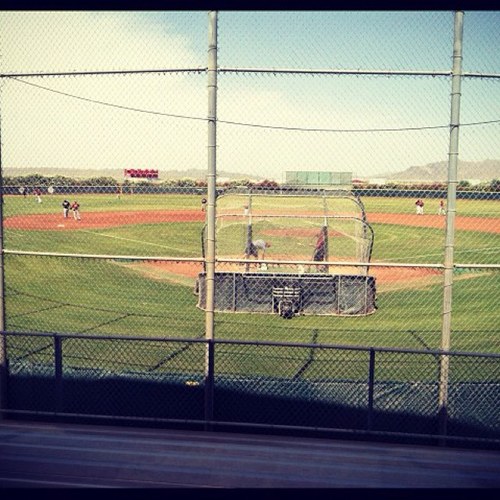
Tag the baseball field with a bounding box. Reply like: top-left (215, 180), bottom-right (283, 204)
top-left (2, 192), bottom-right (499, 366)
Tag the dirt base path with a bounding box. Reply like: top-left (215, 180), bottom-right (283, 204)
top-left (4, 209), bottom-right (496, 286)
top-left (367, 212), bottom-right (500, 233)
top-left (4, 210), bottom-right (498, 233)
top-left (138, 259), bottom-right (442, 285)
top-left (3, 209), bottom-right (206, 230)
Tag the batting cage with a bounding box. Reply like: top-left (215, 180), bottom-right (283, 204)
top-left (197, 188), bottom-right (376, 317)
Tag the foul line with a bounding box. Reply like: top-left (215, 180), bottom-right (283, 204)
top-left (79, 229), bottom-right (183, 253)
top-left (377, 245), bottom-right (500, 263)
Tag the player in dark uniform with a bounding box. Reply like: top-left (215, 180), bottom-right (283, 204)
top-left (311, 229), bottom-right (328, 273)
top-left (62, 199), bottom-right (70, 218)
top-left (313, 230), bottom-right (326, 262)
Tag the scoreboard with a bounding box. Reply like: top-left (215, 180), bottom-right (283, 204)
top-left (124, 168), bottom-right (159, 179)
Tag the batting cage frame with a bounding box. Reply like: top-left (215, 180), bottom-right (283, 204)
top-left (197, 188), bottom-right (376, 318)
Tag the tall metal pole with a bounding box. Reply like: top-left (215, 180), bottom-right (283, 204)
top-left (204, 10), bottom-right (218, 426)
top-left (322, 192), bottom-right (329, 274)
top-left (0, 93), bottom-right (7, 419)
top-left (438, 10), bottom-right (464, 438)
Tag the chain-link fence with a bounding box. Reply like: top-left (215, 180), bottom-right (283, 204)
top-left (0, 10), bottom-right (499, 446)
top-left (3, 331), bottom-right (499, 446)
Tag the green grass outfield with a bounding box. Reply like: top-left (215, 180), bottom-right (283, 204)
top-left (2, 193), bottom-right (499, 366)
top-left (2, 192), bottom-right (201, 217)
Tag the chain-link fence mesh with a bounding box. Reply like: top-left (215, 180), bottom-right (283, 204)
top-left (5, 333), bottom-right (206, 419)
top-left (4, 254), bottom-right (205, 337)
top-left (4, 332), bottom-right (499, 444)
top-left (0, 11), bottom-right (499, 444)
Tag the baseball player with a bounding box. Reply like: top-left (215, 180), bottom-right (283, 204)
top-left (62, 199), bottom-right (70, 218)
top-left (71, 200), bottom-right (81, 221)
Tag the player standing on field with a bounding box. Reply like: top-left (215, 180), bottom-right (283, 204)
top-left (71, 200), bottom-right (81, 221)
top-left (313, 230), bottom-right (326, 262)
top-left (310, 229), bottom-right (328, 273)
top-left (62, 199), bottom-right (70, 218)
top-left (438, 200), bottom-right (446, 215)
top-left (415, 198), bottom-right (424, 215)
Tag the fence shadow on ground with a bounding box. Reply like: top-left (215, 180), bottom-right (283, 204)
top-left (5, 371), bottom-right (500, 450)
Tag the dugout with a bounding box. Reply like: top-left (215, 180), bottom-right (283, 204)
top-left (196, 272), bottom-right (376, 316)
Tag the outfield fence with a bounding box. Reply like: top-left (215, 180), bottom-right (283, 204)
top-left (0, 11), bottom-right (499, 446)
top-left (2, 185), bottom-right (500, 200)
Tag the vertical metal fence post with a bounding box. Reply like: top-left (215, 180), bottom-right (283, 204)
top-left (54, 334), bottom-right (63, 414)
top-left (367, 348), bottom-right (375, 431)
top-left (204, 10), bottom-right (218, 429)
top-left (439, 10), bottom-right (464, 440)
top-left (0, 109), bottom-right (7, 419)
top-left (322, 193), bottom-right (329, 274)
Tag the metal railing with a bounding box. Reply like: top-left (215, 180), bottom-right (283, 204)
top-left (2, 330), bottom-right (499, 448)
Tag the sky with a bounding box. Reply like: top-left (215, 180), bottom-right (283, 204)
top-left (0, 10), bottom-right (499, 181)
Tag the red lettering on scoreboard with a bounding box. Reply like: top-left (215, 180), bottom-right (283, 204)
top-left (124, 168), bottom-right (159, 179)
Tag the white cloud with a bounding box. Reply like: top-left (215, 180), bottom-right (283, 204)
top-left (1, 11), bottom-right (498, 180)
top-left (0, 11), bottom-right (201, 72)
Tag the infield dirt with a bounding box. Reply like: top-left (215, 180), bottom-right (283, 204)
top-left (5, 209), bottom-right (496, 286)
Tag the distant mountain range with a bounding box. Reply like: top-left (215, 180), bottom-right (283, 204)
top-left (3, 159), bottom-right (500, 183)
top-left (383, 159), bottom-right (500, 182)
